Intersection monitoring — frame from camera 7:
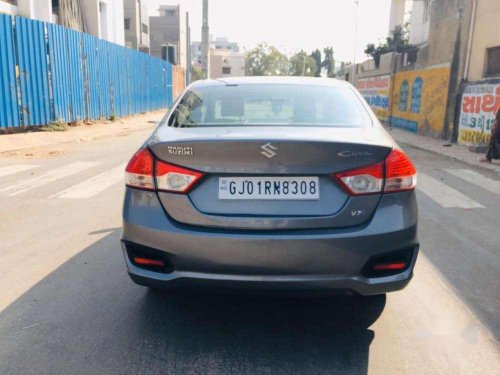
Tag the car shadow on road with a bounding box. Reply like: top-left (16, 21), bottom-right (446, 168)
top-left (0, 230), bottom-right (385, 374)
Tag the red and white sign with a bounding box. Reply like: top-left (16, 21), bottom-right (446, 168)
top-left (458, 83), bottom-right (500, 145)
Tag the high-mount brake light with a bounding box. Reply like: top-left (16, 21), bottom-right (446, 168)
top-left (334, 148), bottom-right (417, 196)
top-left (125, 148), bottom-right (155, 190)
top-left (155, 160), bottom-right (204, 193)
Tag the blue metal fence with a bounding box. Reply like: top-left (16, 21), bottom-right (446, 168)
top-left (0, 15), bottom-right (20, 127)
top-left (0, 14), bottom-right (174, 128)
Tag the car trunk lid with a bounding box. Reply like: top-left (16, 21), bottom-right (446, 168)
top-left (149, 126), bottom-right (394, 230)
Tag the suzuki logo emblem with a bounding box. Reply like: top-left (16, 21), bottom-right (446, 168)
top-left (261, 143), bottom-right (278, 158)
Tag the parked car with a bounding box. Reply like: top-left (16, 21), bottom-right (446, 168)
top-left (121, 76), bottom-right (419, 296)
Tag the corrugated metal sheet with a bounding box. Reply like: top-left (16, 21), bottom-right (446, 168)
top-left (66, 29), bottom-right (85, 122)
top-left (16, 17), bottom-right (51, 126)
top-left (97, 38), bottom-right (112, 118)
top-left (1, 16), bottom-right (175, 129)
top-left (47, 23), bottom-right (71, 122)
top-left (0, 15), bottom-right (20, 128)
top-left (82, 33), bottom-right (99, 120)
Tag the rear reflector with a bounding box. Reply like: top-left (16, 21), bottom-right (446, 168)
top-left (123, 241), bottom-right (173, 273)
top-left (133, 257), bottom-right (165, 267)
top-left (155, 160), bottom-right (204, 193)
top-left (125, 148), bottom-right (154, 190)
top-left (362, 247), bottom-right (414, 278)
top-left (372, 262), bottom-right (407, 271)
top-left (333, 148), bottom-right (416, 196)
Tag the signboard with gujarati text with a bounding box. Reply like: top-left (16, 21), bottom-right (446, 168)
top-left (458, 82), bottom-right (500, 145)
top-left (356, 75), bottom-right (391, 122)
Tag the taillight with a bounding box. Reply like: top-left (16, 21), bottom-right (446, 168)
top-left (384, 149), bottom-right (417, 192)
top-left (155, 160), bottom-right (204, 193)
top-left (125, 148), bottom-right (154, 190)
top-left (334, 148), bottom-right (416, 196)
top-left (125, 148), bottom-right (204, 193)
top-left (335, 162), bottom-right (384, 195)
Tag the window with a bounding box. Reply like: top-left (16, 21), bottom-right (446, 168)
top-left (410, 77), bottom-right (423, 113)
top-left (141, 23), bottom-right (148, 34)
top-left (165, 84), bottom-right (372, 128)
top-left (124, 18), bottom-right (131, 30)
top-left (52, 0), bottom-right (59, 15)
top-left (165, 10), bottom-right (176, 16)
top-left (485, 46), bottom-right (500, 77)
top-left (222, 67), bottom-right (231, 75)
top-left (399, 80), bottom-right (409, 111)
top-left (403, 49), bottom-right (418, 66)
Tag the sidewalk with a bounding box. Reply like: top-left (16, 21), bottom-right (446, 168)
top-left (387, 126), bottom-right (500, 174)
top-left (0, 110), bottom-right (165, 155)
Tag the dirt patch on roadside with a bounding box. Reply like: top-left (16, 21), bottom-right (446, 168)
top-left (0, 149), bottom-right (69, 159)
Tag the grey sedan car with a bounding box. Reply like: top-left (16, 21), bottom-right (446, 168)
top-left (121, 77), bottom-right (418, 295)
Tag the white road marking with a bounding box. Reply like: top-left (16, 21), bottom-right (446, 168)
top-left (445, 169), bottom-right (500, 197)
top-left (0, 162), bottom-right (99, 196)
top-left (0, 165), bottom-right (39, 178)
top-left (417, 172), bottom-right (485, 209)
top-left (50, 163), bottom-right (126, 199)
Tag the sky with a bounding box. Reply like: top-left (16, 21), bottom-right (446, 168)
top-left (149, 0), bottom-right (410, 63)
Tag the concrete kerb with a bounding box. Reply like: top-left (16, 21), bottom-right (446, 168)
top-left (389, 129), bottom-right (500, 175)
top-left (0, 112), bottom-right (164, 155)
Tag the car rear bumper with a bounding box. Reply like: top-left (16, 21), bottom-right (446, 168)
top-left (121, 188), bottom-right (419, 296)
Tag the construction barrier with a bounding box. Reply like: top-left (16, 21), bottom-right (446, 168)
top-left (0, 14), bottom-right (181, 128)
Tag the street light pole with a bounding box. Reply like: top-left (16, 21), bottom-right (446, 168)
top-left (352, 0), bottom-right (359, 84)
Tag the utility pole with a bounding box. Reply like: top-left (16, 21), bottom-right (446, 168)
top-left (201, 0), bottom-right (209, 78)
top-left (352, 0), bottom-right (359, 84)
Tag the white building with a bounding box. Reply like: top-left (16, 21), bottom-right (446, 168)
top-left (123, 0), bottom-right (149, 52)
top-left (192, 36), bottom-right (240, 67)
top-left (408, 0), bottom-right (431, 45)
top-left (81, 0), bottom-right (125, 45)
top-left (191, 41), bottom-right (202, 66)
top-left (1, 0), bottom-right (58, 23)
top-left (213, 37), bottom-right (239, 52)
top-left (149, 4), bottom-right (189, 69)
top-left (0, 0), bottom-right (125, 46)
top-left (209, 49), bottom-right (245, 79)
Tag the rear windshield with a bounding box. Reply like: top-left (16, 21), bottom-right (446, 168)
top-left (166, 84), bottom-right (372, 128)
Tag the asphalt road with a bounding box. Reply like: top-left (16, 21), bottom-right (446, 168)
top-left (0, 126), bottom-right (499, 374)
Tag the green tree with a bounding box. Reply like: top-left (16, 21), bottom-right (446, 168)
top-left (322, 47), bottom-right (335, 77)
top-left (190, 66), bottom-right (203, 82)
top-left (266, 45), bottom-right (289, 75)
top-left (365, 24), bottom-right (414, 67)
top-left (310, 49), bottom-right (322, 77)
top-left (246, 43), bottom-right (289, 76)
top-left (289, 50), bottom-right (317, 76)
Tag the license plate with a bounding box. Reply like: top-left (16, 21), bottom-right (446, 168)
top-left (218, 176), bottom-right (319, 200)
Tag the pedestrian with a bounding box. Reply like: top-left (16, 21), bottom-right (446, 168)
top-left (481, 109), bottom-right (500, 163)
